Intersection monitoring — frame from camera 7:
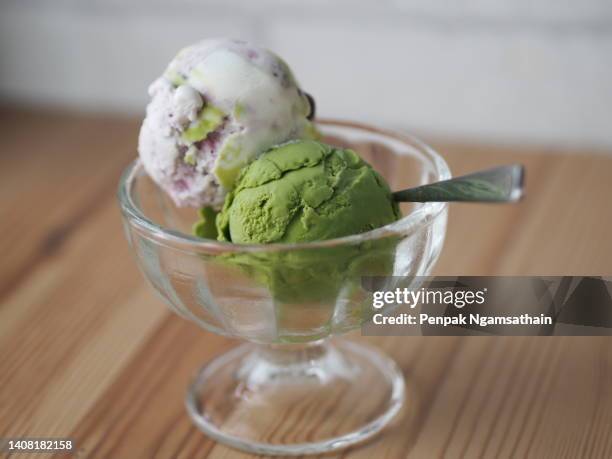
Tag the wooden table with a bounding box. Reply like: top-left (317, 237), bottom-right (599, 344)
top-left (1, 107), bottom-right (611, 458)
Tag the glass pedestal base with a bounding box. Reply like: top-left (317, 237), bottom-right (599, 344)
top-left (185, 339), bottom-right (405, 456)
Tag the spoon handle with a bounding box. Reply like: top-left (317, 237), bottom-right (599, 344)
top-left (392, 164), bottom-right (525, 203)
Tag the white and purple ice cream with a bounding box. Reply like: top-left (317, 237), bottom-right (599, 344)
top-left (138, 38), bottom-right (317, 208)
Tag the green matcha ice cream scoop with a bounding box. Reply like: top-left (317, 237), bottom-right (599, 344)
top-left (216, 140), bottom-right (401, 244)
top-left (200, 140), bottom-right (401, 308)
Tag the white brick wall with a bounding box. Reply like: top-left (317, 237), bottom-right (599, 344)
top-left (1, 1), bottom-right (611, 148)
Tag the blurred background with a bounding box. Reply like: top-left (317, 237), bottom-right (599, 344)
top-left (1, 0), bottom-right (611, 149)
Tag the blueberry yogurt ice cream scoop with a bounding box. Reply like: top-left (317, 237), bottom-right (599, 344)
top-left (138, 38), bottom-right (317, 208)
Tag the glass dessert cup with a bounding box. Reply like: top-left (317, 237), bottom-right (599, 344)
top-left (118, 120), bottom-right (449, 455)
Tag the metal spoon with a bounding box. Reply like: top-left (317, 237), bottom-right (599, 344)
top-left (392, 164), bottom-right (525, 203)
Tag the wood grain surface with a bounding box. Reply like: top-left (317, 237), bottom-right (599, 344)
top-left (1, 107), bottom-right (611, 458)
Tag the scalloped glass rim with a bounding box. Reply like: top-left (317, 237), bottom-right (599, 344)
top-left (118, 119), bottom-right (451, 254)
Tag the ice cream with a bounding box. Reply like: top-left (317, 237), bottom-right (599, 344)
top-left (216, 140), bottom-right (401, 243)
top-left (138, 38), bottom-right (316, 208)
top-left (205, 140), bottom-right (401, 305)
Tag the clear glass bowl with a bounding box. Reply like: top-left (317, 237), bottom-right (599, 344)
top-left (118, 120), bottom-right (449, 455)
